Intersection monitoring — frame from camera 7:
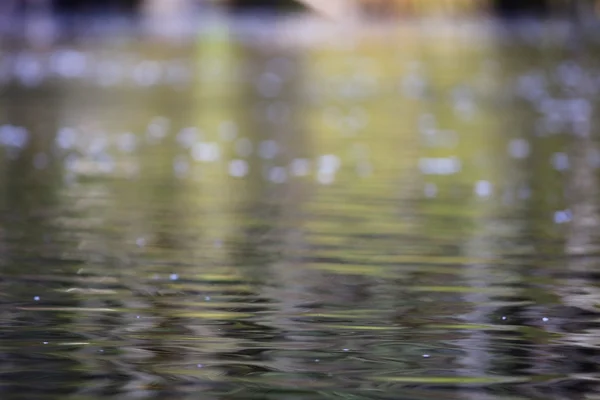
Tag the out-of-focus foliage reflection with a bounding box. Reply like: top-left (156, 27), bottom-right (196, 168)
top-left (1, 13), bottom-right (600, 400)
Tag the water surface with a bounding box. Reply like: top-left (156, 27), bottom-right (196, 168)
top-left (1, 16), bottom-right (600, 400)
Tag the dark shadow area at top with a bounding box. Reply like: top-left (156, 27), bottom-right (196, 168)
top-left (493, 0), bottom-right (550, 17)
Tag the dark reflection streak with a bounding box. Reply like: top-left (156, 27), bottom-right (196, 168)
top-left (557, 79), bottom-right (600, 394)
top-left (0, 75), bottom-right (87, 398)
top-left (114, 40), bottom-right (212, 396)
top-left (214, 28), bottom-right (309, 382)
top-left (499, 66), bottom-right (542, 397)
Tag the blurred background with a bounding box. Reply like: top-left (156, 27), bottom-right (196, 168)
top-left (2, 1), bottom-right (600, 400)
top-left (1, 0), bottom-right (599, 18)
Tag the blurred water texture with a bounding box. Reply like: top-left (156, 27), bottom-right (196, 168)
top-left (2, 4), bottom-right (600, 400)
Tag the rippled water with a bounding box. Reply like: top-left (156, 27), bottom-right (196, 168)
top-left (1, 15), bottom-right (600, 400)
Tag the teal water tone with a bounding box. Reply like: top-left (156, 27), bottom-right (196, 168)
top-left (1, 16), bottom-right (600, 400)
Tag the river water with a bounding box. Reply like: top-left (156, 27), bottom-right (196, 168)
top-left (1, 15), bottom-right (600, 400)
